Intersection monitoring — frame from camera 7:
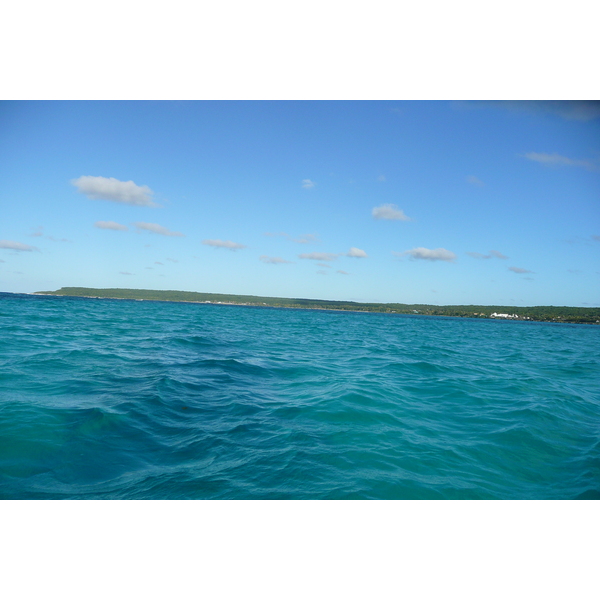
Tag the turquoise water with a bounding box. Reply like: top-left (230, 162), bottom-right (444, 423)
top-left (1, 292), bottom-right (599, 499)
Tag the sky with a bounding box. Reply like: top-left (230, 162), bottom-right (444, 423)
top-left (1, 100), bottom-right (599, 306)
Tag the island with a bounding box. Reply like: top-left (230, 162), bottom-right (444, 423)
top-left (32, 287), bottom-right (600, 324)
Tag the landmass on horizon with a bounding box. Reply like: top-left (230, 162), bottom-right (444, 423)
top-left (33, 287), bottom-right (600, 324)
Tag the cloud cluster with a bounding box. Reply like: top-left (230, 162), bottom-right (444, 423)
top-left (296, 248), bottom-right (367, 261)
top-left (498, 100), bottom-right (600, 122)
top-left (460, 101), bottom-right (600, 122)
top-left (301, 179), bottom-right (316, 189)
top-left (298, 252), bottom-right (337, 261)
top-left (134, 222), bottom-right (184, 237)
top-left (466, 175), bottom-right (484, 186)
top-left (372, 204), bottom-right (411, 221)
top-left (398, 247), bottom-right (456, 262)
top-left (28, 226), bottom-right (69, 242)
top-left (264, 232), bottom-right (320, 244)
top-left (202, 239), bottom-right (246, 250)
top-left (72, 176), bottom-right (157, 207)
top-left (346, 247), bottom-right (367, 258)
top-left (0, 240), bottom-right (39, 252)
top-left (260, 256), bottom-right (293, 264)
top-left (294, 234), bottom-right (319, 244)
top-left (524, 152), bottom-right (598, 171)
top-left (95, 221), bottom-right (128, 231)
top-left (467, 250), bottom-right (508, 259)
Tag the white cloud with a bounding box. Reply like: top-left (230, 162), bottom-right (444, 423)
top-left (523, 152), bottom-right (598, 171)
top-left (154, 261), bottom-right (164, 265)
top-left (317, 263), bottom-right (331, 268)
top-left (119, 271), bottom-right (134, 275)
top-left (293, 234), bottom-right (319, 244)
top-left (72, 176), bottom-right (157, 206)
top-left (298, 252), bottom-right (337, 261)
top-left (202, 239), bottom-right (246, 250)
top-left (466, 175), bottom-right (484, 186)
top-left (134, 222), bottom-right (185, 237)
top-left (525, 152), bottom-right (572, 166)
top-left (95, 221), bottom-right (128, 231)
top-left (399, 247), bottom-right (456, 262)
top-left (166, 258), bottom-right (178, 263)
top-left (260, 255), bottom-right (293, 264)
top-left (372, 204), bottom-right (411, 221)
top-left (337, 270), bottom-right (349, 275)
top-left (377, 175), bottom-right (386, 182)
top-left (28, 226), bottom-right (69, 242)
top-left (509, 266), bottom-right (534, 274)
top-left (264, 232), bottom-right (320, 244)
top-left (0, 240), bottom-right (39, 252)
top-left (467, 250), bottom-right (508, 260)
top-left (346, 247), bottom-right (367, 258)
top-left (302, 179), bottom-right (316, 189)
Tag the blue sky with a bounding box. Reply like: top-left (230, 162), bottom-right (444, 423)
top-left (1, 100), bottom-right (599, 306)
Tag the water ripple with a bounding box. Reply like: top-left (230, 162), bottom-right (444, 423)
top-left (1, 292), bottom-right (599, 499)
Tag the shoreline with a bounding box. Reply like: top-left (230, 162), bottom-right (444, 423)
top-left (18, 288), bottom-right (600, 325)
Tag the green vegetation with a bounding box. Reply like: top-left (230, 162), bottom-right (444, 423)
top-left (35, 287), bottom-right (600, 324)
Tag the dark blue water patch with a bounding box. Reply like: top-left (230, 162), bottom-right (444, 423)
top-left (1, 292), bottom-right (599, 499)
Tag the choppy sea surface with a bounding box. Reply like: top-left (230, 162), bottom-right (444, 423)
top-left (1, 291), bottom-right (599, 499)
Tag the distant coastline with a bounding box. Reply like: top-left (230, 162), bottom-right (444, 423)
top-left (31, 287), bottom-right (600, 324)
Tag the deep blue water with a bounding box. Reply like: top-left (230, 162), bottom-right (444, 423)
top-left (1, 291), bottom-right (599, 499)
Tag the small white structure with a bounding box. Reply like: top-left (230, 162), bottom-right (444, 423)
top-left (490, 312), bottom-right (519, 319)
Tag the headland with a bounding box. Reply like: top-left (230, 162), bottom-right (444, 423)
top-left (33, 287), bottom-right (600, 324)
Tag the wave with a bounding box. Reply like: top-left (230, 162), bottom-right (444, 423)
top-left (1, 293), bottom-right (599, 499)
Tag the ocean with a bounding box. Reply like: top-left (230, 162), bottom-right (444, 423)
top-left (1, 291), bottom-right (598, 499)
